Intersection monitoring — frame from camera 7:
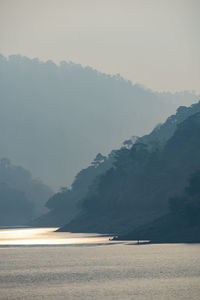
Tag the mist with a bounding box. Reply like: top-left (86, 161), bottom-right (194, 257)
top-left (0, 1), bottom-right (200, 298)
top-left (0, 54), bottom-right (197, 188)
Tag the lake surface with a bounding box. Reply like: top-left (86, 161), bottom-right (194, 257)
top-left (0, 228), bottom-right (200, 299)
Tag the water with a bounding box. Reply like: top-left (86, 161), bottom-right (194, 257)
top-left (0, 228), bottom-right (199, 299)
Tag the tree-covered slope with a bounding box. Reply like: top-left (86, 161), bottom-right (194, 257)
top-left (32, 153), bottom-right (115, 227)
top-left (59, 109), bottom-right (200, 234)
top-left (36, 101), bottom-right (200, 228)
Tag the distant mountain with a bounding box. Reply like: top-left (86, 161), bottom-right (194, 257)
top-left (0, 54), bottom-right (197, 188)
top-left (59, 103), bottom-right (200, 234)
top-left (0, 158), bottom-right (53, 226)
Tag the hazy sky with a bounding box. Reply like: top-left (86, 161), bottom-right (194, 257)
top-left (0, 0), bottom-right (200, 93)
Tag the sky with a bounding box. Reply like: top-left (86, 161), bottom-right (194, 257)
top-left (0, 0), bottom-right (200, 93)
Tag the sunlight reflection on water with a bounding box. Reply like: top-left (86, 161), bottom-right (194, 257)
top-left (0, 227), bottom-right (117, 246)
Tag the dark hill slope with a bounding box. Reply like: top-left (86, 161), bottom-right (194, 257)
top-left (31, 153), bottom-right (114, 227)
top-left (118, 168), bottom-right (200, 243)
top-left (59, 112), bottom-right (200, 233)
top-left (39, 101), bottom-right (200, 228)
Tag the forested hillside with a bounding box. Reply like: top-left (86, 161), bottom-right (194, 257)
top-left (58, 102), bottom-right (200, 234)
top-left (32, 152), bottom-right (116, 226)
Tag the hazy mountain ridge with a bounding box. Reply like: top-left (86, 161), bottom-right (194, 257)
top-left (58, 103), bottom-right (200, 234)
top-left (138, 101), bottom-right (200, 149)
top-left (0, 54), bottom-right (198, 189)
top-left (0, 158), bottom-right (53, 225)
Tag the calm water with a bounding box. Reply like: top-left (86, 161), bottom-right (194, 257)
top-left (0, 228), bottom-right (200, 299)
